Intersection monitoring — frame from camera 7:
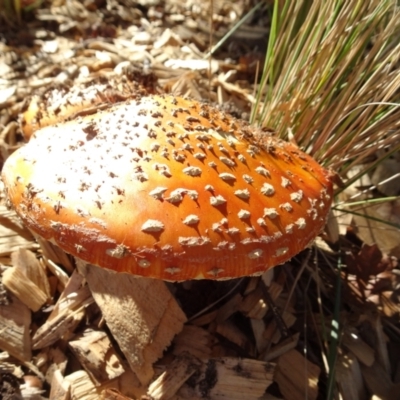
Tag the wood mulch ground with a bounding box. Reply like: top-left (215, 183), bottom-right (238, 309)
top-left (0, 1), bottom-right (399, 399)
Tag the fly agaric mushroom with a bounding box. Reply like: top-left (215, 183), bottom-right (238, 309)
top-left (2, 94), bottom-right (333, 281)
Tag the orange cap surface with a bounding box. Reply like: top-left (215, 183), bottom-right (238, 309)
top-left (3, 94), bottom-right (333, 280)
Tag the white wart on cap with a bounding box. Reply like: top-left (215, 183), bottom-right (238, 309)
top-left (2, 94), bottom-right (334, 281)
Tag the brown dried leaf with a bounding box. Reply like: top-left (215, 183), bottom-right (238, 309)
top-left (345, 243), bottom-right (387, 282)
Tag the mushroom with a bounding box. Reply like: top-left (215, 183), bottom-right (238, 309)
top-left (2, 92), bottom-right (334, 388)
top-left (2, 93), bottom-right (334, 281)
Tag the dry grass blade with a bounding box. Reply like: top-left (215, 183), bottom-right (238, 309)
top-left (252, 0), bottom-right (400, 178)
top-left (0, 0), bottom-right (42, 23)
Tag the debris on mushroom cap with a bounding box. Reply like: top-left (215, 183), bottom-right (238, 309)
top-left (20, 73), bottom-right (156, 141)
top-left (2, 94), bottom-right (334, 281)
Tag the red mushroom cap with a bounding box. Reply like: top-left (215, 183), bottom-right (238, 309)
top-left (3, 94), bottom-right (333, 281)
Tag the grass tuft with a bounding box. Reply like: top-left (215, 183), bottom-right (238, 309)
top-left (252, 0), bottom-right (400, 179)
top-left (250, 2), bottom-right (400, 398)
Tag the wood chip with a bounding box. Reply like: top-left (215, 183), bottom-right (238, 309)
top-left (187, 357), bottom-right (275, 399)
top-left (36, 236), bottom-right (75, 274)
top-left (79, 263), bottom-right (187, 385)
top-left (261, 332), bottom-right (300, 362)
top-left (0, 206), bottom-right (36, 256)
top-left (69, 329), bottom-right (125, 386)
top-left (369, 315), bottom-right (391, 375)
top-left (153, 28), bottom-right (184, 49)
top-left (190, 310), bottom-right (218, 326)
top-left (64, 370), bottom-right (99, 400)
top-left (239, 285), bottom-right (265, 317)
top-left (215, 293), bottom-right (243, 323)
top-left (101, 365), bottom-right (145, 399)
top-left (32, 270), bottom-right (94, 349)
top-left (44, 347), bottom-right (68, 386)
top-left (336, 353), bottom-right (367, 400)
top-left (0, 292), bottom-right (31, 361)
top-left (173, 325), bottom-right (217, 359)
top-left (274, 349), bottom-right (320, 400)
top-left (2, 265), bottom-right (48, 312)
top-left (215, 319), bottom-right (252, 353)
top-left (13, 249), bottom-right (50, 298)
top-left (263, 311), bottom-right (296, 345)
top-left (147, 353), bottom-right (202, 400)
top-left (49, 369), bottom-right (70, 400)
top-left (0, 86), bottom-right (16, 106)
top-left (250, 318), bottom-right (268, 354)
top-left (360, 360), bottom-right (395, 399)
top-left (101, 388), bottom-right (134, 400)
top-left (164, 58), bottom-right (219, 73)
top-left (244, 277), bottom-right (261, 295)
top-left (239, 280), bottom-right (283, 320)
top-left (342, 328), bottom-right (375, 366)
top-left (43, 257), bottom-right (69, 290)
